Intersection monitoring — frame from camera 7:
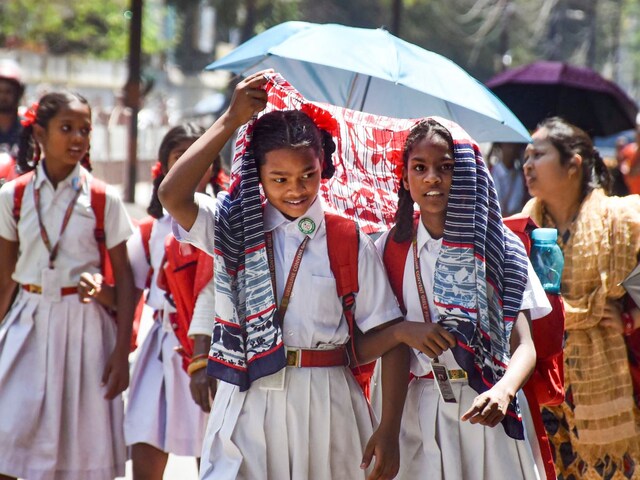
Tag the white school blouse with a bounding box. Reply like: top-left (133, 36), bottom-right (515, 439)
top-left (189, 275), bottom-right (215, 337)
top-left (173, 194), bottom-right (402, 345)
top-left (375, 219), bottom-right (552, 377)
top-left (127, 214), bottom-right (172, 311)
top-left (0, 161), bottom-right (133, 286)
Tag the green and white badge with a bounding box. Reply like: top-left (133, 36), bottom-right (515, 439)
top-left (297, 217), bottom-right (316, 235)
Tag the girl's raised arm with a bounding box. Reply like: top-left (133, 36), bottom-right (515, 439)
top-left (0, 237), bottom-right (18, 320)
top-left (159, 72), bottom-right (270, 231)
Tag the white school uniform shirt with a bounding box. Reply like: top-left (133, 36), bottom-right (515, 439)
top-left (0, 161), bottom-right (133, 286)
top-left (375, 219), bottom-right (552, 377)
top-left (189, 275), bottom-right (215, 337)
top-left (127, 213), bottom-right (172, 311)
top-left (173, 194), bottom-right (402, 345)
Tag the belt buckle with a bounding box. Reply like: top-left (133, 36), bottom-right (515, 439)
top-left (448, 369), bottom-right (467, 381)
top-left (28, 284), bottom-right (42, 294)
top-left (286, 348), bottom-right (301, 368)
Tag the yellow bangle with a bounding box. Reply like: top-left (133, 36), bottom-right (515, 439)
top-left (187, 358), bottom-right (208, 376)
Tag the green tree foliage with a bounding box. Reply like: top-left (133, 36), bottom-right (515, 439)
top-left (0, 0), bottom-right (170, 59)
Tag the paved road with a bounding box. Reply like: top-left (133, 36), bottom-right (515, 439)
top-left (118, 456), bottom-right (199, 480)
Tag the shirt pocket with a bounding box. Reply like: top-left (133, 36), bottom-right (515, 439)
top-left (307, 275), bottom-right (343, 328)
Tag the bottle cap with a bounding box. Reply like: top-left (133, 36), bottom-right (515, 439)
top-left (531, 228), bottom-right (558, 242)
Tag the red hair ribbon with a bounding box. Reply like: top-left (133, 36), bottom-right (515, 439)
top-left (21, 102), bottom-right (39, 128)
top-left (151, 161), bottom-right (163, 180)
top-left (301, 103), bottom-right (339, 135)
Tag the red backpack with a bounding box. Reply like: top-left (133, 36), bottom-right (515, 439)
top-left (157, 237), bottom-right (212, 372)
top-left (503, 214), bottom-right (565, 406)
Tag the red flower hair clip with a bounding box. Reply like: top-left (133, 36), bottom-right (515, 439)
top-left (21, 102), bottom-right (39, 128)
top-left (151, 161), bottom-right (163, 180)
top-left (301, 103), bottom-right (339, 135)
top-left (389, 148), bottom-right (404, 184)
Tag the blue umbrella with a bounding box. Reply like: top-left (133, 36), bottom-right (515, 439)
top-left (207, 21), bottom-right (530, 143)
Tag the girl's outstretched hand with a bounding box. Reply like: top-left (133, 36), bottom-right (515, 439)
top-left (360, 425), bottom-right (400, 480)
top-left (397, 320), bottom-right (456, 359)
top-left (101, 345), bottom-right (130, 400)
top-left (225, 70), bottom-right (272, 127)
top-left (460, 383), bottom-right (513, 427)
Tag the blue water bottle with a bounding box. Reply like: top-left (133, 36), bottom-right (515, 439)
top-left (530, 228), bottom-right (564, 294)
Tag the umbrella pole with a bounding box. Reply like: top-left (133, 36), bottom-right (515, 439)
top-left (345, 73), bottom-right (360, 110)
top-left (359, 76), bottom-right (373, 111)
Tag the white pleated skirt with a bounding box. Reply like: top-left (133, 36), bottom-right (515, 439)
top-left (0, 290), bottom-right (126, 480)
top-left (124, 319), bottom-right (208, 456)
top-left (199, 366), bottom-right (375, 480)
top-left (397, 377), bottom-right (544, 480)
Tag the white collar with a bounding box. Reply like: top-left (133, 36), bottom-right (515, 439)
top-left (263, 196), bottom-right (325, 239)
top-left (34, 160), bottom-right (86, 192)
top-left (416, 216), bottom-right (443, 256)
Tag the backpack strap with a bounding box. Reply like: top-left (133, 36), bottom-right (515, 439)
top-left (12, 170), bottom-right (35, 223)
top-left (382, 227), bottom-right (412, 315)
top-left (324, 214), bottom-right (359, 341)
top-left (88, 177), bottom-right (112, 282)
top-left (325, 213), bottom-right (381, 397)
top-left (137, 216), bottom-right (156, 288)
top-left (502, 213), bottom-right (537, 255)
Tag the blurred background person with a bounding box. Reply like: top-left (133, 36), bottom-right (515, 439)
top-left (606, 135), bottom-right (631, 197)
top-left (0, 59), bottom-right (24, 185)
top-left (620, 124), bottom-right (640, 195)
top-left (490, 142), bottom-right (529, 216)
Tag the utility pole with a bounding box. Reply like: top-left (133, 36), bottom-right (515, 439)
top-left (611, 0), bottom-right (623, 82)
top-left (499, 2), bottom-right (515, 71)
top-left (124, 0), bottom-right (142, 203)
top-left (585, 0), bottom-right (597, 68)
top-left (391, 0), bottom-right (403, 36)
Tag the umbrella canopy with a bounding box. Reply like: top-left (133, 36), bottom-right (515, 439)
top-left (486, 61), bottom-right (638, 137)
top-left (206, 21), bottom-right (530, 143)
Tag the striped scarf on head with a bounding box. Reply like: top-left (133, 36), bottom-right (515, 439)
top-left (430, 118), bottom-right (529, 439)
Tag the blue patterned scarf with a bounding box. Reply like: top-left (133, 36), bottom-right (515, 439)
top-left (431, 119), bottom-right (529, 439)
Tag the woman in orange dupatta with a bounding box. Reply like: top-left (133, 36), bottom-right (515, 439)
top-left (522, 117), bottom-right (640, 479)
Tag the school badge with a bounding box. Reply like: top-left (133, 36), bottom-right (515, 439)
top-left (297, 217), bottom-right (316, 235)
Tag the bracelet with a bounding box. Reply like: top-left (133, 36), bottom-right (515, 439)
top-left (622, 311), bottom-right (635, 336)
top-left (187, 358), bottom-right (208, 376)
top-left (190, 353), bottom-right (208, 363)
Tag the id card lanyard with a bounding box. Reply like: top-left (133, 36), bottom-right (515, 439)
top-left (412, 235), bottom-right (457, 403)
top-left (262, 230), bottom-right (309, 390)
top-left (34, 173), bottom-right (83, 269)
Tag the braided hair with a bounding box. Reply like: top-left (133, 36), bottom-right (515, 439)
top-left (251, 110), bottom-right (336, 180)
top-left (17, 91), bottom-right (92, 174)
top-left (536, 117), bottom-right (611, 198)
top-left (393, 118), bottom-right (454, 242)
top-left (147, 123), bottom-right (206, 219)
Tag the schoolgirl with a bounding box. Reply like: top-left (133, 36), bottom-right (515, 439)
top-left (158, 71), bottom-right (409, 480)
top-left (81, 123), bottom-right (210, 479)
top-left (0, 92), bottom-right (135, 480)
top-left (360, 118), bottom-right (553, 479)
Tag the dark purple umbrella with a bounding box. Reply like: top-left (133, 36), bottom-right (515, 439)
top-left (486, 61), bottom-right (638, 137)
